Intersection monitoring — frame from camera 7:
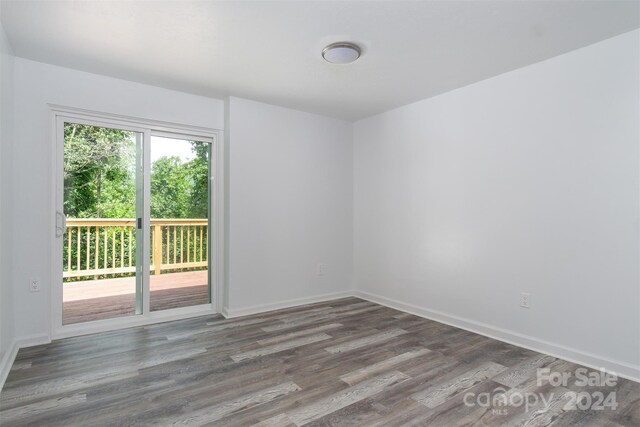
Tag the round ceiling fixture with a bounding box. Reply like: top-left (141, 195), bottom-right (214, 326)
top-left (322, 42), bottom-right (361, 64)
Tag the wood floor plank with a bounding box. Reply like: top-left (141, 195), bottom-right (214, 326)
top-left (411, 361), bottom-right (507, 408)
top-left (367, 398), bottom-right (432, 427)
top-left (26, 378), bottom-right (178, 427)
top-left (498, 387), bottom-right (575, 427)
top-left (206, 316), bottom-right (279, 329)
top-left (231, 333), bottom-right (333, 362)
top-left (0, 393), bottom-right (87, 424)
top-left (339, 347), bottom-right (431, 385)
top-left (257, 323), bottom-right (343, 346)
top-left (304, 399), bottom-right (385, 426)
top-left (251, 413), bottom-right (296, 427)
top-left (403, 379), bottom-right (509, 426)
top-left (9, 361), bottom-right (32, 371)
top-left (323, 328), bottom-right (408, 354)
top-left (1, 370), bottom-right (138, 406)
top-left (166, 381), bottom-right (301, 426)
top-left (286, 370), bottom-right (410, 426)
top-left (261, 305), bottom-right (385, 333)
top-left (493, 353), bottom-right (557, 388)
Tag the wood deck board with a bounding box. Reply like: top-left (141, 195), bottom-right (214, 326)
top-left (63, 271), bottom-right (209, 324)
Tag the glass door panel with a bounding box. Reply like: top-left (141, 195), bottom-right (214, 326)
top-left (62, 122), bottom-right (143, 325)
top-left (149, 136), bottom-right (211, 311)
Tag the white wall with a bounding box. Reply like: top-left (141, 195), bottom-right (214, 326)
top-left (10, 59), bottom-right (224, 342)
top-left (226, 97), bottom-right (353, 316)
top-left (0, 1), bottom-right (15, 363)
top-left (354, 30), bottom-right (640, 379)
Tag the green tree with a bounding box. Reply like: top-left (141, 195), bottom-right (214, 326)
top-left (150, 156), bottom-right (190, 218)
top-left (64, 124), bottom-right (136, 218)
top-left (187, 142), bottom-right (210, 218)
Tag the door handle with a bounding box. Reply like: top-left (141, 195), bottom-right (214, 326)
top-left (55, 211), bottom-right (66, 237)
top-left (137, 217), bottom-right (142, 229)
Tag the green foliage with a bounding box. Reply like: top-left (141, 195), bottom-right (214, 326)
top-left (64, 123), bottom-right (210, 219)
top-left (186, 142), bottom-right (210, 218)
top-left (150, 156), bottom-right (190, 217)
top-left (64, 124), bottom-right (136, 218)
top-left (150, 142), bottom-right (209, 218)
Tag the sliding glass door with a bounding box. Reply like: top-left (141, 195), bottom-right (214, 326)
top-left (61, 122), bottom-right (143, 325)
top-left (57, 117), bottom-right (213, 328)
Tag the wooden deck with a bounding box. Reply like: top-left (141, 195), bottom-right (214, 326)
top-left (63, 270), bottom-right (209, 325)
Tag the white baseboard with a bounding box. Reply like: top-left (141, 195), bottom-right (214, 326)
top-left (0, 334), bottom-right (50, 392)
top-left (224, 291), bottom-right (353, 318)
top-left (353, 290), bottom-right (640, 383)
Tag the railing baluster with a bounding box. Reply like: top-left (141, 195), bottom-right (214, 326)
top-left (153, 225), bottom-right (162, 275)
top-left (86, 227), bottom-right (91, 270)
top-left (128, 227), bottom-right (132, 267)
top-left (67, 227), bottom-right (72, 272)
top-left (120, 228), bottom-right (124, 268)
top-left (103, 227), bottom-right (107, 270)
top-left (205, 226), bottom-right (208, 262)
top-left (94, 226), bottom-right (99, 280)
top-left (76, 227), bottom-right (81, 272)
top-left (173, 226), bottom-right (177, 264)
top-left (165, 226), bottom-right (169, 267)
top-left (111, 227), bottom-right (116, 276)
top-left (180, 226), bottom-right (184, 263)
top-left (187, 226), bottom-right (190, 265)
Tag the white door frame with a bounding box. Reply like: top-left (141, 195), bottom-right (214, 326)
top-left (49, 105), bottom-right (224, 339)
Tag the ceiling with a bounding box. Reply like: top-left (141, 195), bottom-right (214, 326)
top-left (2, 1), bottom-right (639, 121)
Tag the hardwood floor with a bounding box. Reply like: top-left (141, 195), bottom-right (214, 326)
top-left (1, 297), bottom-right (638, 426)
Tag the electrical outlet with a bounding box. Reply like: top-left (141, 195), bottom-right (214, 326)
top-left (316, 263), bottom-right (326, 276)
top-left (29, 278), bottom-right (41, 292)
top-left (520, 292), bottom-right (530, 308)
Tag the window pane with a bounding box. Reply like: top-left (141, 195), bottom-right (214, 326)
top-left (149, 136), bottom-right (210, 311)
